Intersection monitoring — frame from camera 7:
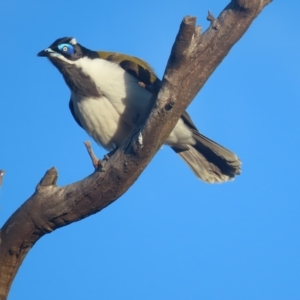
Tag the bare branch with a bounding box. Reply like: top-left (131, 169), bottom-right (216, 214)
top-left (0, 1), bottom-right (272, 299)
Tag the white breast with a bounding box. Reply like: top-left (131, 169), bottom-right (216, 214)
top-left (72, 94), bottom-right (129, 150)
top-left (71, 58), bottom-right (152, 150)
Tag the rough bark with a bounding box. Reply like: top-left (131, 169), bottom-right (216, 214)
top-left (0, 0), bottom-right (272, 299)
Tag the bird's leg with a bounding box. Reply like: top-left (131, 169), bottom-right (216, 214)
top-left (104, 148), bottom-right (118, 160)
top-left (98, 148), bottom-right (119, 171)
top-left (84, 142), bottom-right (119, 171)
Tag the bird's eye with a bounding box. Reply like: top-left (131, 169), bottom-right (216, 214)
top-left (58, 43), bottom-right (75, 55)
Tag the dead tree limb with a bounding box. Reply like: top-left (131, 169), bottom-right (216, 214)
top-left (0, 0), bottom-right (272, 299)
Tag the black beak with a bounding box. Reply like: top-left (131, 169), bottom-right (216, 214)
top-left (37, 48), bottom-right (53, 57)
top-left (37, 50), bottom-right (48, 57)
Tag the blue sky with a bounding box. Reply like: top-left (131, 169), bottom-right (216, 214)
top-left (1, 0), bottom-right (300, 299)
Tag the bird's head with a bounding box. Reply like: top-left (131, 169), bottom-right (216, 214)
top-left (38, 37), bottom-right (100, 96)
top-left (37, 37), bottom-right (83, 63)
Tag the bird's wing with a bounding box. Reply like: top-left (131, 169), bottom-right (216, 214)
top-left (98, 51), bottom-right (201, 132)
top-left (69, 97), bottom-right (83, 128)
top-left (97, 51), bottom-right (161, 94)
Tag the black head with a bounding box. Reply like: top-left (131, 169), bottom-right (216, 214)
top-left (37, 37), bottom-right (101, 97)
top-left (37, 37), bottom-right (98, 61)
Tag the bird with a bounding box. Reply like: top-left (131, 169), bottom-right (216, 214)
top-left (37, 37), bottom-right (241, 183)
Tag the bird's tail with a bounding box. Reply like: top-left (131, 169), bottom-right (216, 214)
top-left (172, 132), bottom-right (241, 183)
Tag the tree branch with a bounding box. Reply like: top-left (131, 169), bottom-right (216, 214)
top-left (0, 0), bottom-right (272, 298)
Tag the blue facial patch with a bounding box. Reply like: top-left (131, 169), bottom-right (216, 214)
top-left (58, 43), bottom-right (75, 55)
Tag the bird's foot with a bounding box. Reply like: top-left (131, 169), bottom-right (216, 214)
top-left (96, 159), bottom-right (106, 172)
top-left (97, 148), bottom-right (119, 171)
top-left (104, 148), bottom-right (118, 159)
top-left (84, 141), bottom-right (104, 170)
top-left (84, 142), bottom-right (119, 171)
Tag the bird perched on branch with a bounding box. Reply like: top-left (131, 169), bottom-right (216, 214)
top-left (38, 37), bottom-right (241, 183)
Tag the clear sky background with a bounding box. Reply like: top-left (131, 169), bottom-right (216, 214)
top-left (1, 0), bottom-right (299, 299)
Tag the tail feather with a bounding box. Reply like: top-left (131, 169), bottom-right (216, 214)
top-left (172, 132), bottom-right (241, 183)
